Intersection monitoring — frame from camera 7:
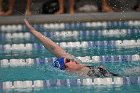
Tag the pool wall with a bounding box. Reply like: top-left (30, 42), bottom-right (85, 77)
top-left (0, 12), bottom-right (140, 25)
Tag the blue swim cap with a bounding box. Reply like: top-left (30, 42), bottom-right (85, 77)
top-left (53, 57), bottom-right (65, 70)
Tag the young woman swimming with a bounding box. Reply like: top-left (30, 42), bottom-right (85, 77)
top-left (24, 19), bottom-right (119, 77)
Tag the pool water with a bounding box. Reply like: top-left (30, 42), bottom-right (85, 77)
top-left (0, 20), bottom-right (140, 93)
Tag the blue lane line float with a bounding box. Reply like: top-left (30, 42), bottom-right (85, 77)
top-left (1, 39), bottom-right (140, 52)
top-left (0, 76), bottom-right (140, 90)
top-left (0, 28), bottom-right (140, 40)
top-left (0, 21), bottom-right (140, 32)
top-left (0, 54), bottom-right (139, 67)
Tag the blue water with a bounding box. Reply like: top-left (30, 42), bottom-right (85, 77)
top-left (0, 21), bottom-right (140, 93)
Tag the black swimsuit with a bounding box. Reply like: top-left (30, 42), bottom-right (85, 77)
top-left (86, 66), bottom-right (119, 77)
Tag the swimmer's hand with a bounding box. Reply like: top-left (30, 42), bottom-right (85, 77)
top-left (24, 19), bottom-right (35, 32)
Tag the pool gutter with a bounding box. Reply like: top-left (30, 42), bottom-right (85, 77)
top-left (0, 12), bottom-right (140, 25)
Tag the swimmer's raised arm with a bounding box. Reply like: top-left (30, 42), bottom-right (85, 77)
top-left (24, 19), bottom-right (120, 77)
top-left (24, 19), bottom-right (77, 60)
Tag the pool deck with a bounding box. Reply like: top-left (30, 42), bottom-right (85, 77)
top-left (0, 12), bottom-right (140, 25)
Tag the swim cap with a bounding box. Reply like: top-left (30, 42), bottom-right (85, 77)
top-left (53, 57), bottom-right (65, 70)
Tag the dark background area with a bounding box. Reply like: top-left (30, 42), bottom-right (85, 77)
top-left (1, 0), bottom-right (140, 15)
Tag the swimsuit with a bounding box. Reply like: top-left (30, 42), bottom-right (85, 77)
top-left (86, 66), bottom-right (119, 77)
top-left (73, 66), bottom-right (119, 78)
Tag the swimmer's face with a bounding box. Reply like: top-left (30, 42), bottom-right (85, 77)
top-left (64, 58), bottom-right (82, 71)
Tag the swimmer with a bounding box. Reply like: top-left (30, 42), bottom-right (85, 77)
top-left (24, 19), bottom-right (119, 77)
